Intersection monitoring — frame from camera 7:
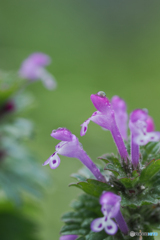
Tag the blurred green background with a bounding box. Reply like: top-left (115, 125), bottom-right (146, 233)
top-left (1, 0), bottom-right (160, 239)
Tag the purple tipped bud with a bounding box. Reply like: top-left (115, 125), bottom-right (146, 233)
top-left (100, 192), bottom-right (121, 206)
top-left (90, 92), bottom-right (110, 113)
top-left (146, 116), bottom-right (155, 132)
top-left (111, 96), bottom-right (126, 111)
top-left (51, 128), bottom-right (72, 141)
top-left (130, 109), bottom-right (147, 123)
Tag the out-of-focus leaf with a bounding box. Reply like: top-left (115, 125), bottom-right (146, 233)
top-left (1, 118), bottom-right (34, 139)
top-left (0, 71), bottom-right (23, 103)
top-left (14, 91), bottom-right (36, 113)
top-left (0, 210), bottom-right (38, 240)
top-left (143, 224), bottom-right (154, 240)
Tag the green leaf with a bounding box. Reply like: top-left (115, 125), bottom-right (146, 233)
top-left (85, 231), bottom-right (109, 240)
top-left (81, 218), bottom-right (94, 228)
top-left (2, 118), bottom-right (34, 140)
top-left (104, 163), bottom-right (119, 177)
top-left (141, 142), bottom-right (160, 164)
top-left (0, 210), bottom-right (38, 240)
top-left (61, 212), bottom-right (83, 223)
top-left (0, 71), bottom-right (23, 103)
top-left (60, 224), bottom-right (89, 235)
top-left (118, 176), bottom-right (139, 189)
top-left (69, 179), bottom-right (116, 198)
top-left (101, 154), bottom-right (126, 178)
top-left (71, 173), bottom-right (87, 182)
top-left (143, 224), bottom-right (154, 240)
top-left (139, 159), bottom-right (160, 186)
top-left (99, 154), bottom-right (121, 168)
top-left (144, 142), bottom-right (160, 155)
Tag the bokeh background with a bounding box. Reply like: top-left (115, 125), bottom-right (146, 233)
top-left (1, 0), bottom-right (160, 239)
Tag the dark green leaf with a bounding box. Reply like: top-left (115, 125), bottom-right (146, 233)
top-left (69, 179), bottom-right (116, 198)
top-left (60, 224), bottom-right (89, 235)
top-left (139, 159), bottom-right (160, 185)
top-left (0, 211), bottom-right (38, 240)
top-left (118, 176), bottom-right (139, 189)
top-left (143, 224), bottom-right (154, 240)
top-left (61, 212), bottom-right (83, 223)
top-left (85, 231), bottom-right (108, 240)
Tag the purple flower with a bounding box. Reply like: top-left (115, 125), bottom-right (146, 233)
top-left (43, 128), bottom-right (106, 182)
top-left (19, 53), bottom-right (57, 90)
top-left (129, 109), bottom-right (160, 168)
top-left (91, 192), bottom-right (128, 235)
top-left (129, 109), bottom-right (160, 145)
top-left (59, 235), bottom-right (78, 240)
top-left (146, 116), bottom-right (155, 132)
top-left (80, 91), bottom-right (128, 162)
top-left (111, 96), bottom-right (128, 140)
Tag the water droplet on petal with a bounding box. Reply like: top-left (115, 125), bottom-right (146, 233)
top-left (97, 91), bottom-right (106, 97)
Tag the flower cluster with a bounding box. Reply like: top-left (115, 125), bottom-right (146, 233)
top-left (43, 91), bottom-right (160, 239)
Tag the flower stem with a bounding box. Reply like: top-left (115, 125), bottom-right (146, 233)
top-left (77, 150), bottom-right (106, 182)
top-left (131, 134), bottom-right (139, 168)
top-left (115, 210), bottom-right (129, 235)
top-left (110, 118), bottom-right (128, 163)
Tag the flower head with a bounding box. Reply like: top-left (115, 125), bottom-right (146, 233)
top-left (59, 235), bottom-right (78, 240)
top-left (81, 92), bottom-right (128, 162)
top-left (43, 128), bottom-right (106, 182)
top-left (80, 91), bottom-right (112, 136)
top-left (111, 96), bottom-right (128, 140)
top-left (129, 109), bottom-right (160, 145)
top-left (19, 53), bottom-right (57, 90)
top-left (91, 192), bottom-right (128, 235)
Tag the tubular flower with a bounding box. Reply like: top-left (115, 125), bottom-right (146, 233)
top-left (80, 91), bottom-right (128, 162)
top-left (43, 128), bottom-right (106, 182)
top-left (59, 235), bottom-right (78, 240)
top-left (19, 52), bottom-right (57, 90)
top-left (91, 192), bottom-right (128, 236)
top-left (111, 96), bottom-right (128, 140)
top-left (146, 116), bottom-right (155, 132)
top-left (129, 109), bottom-right (160, 168)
